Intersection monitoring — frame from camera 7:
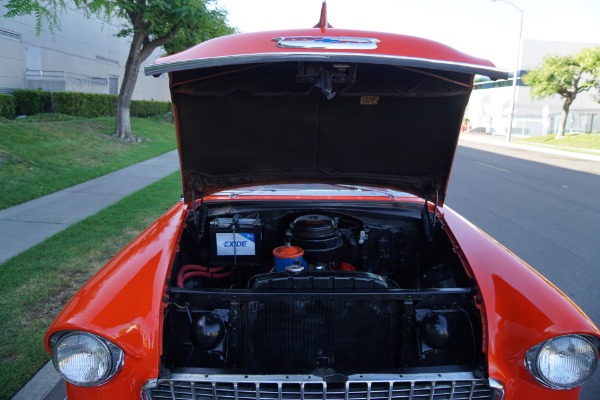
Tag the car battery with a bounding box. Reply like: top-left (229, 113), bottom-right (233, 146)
top-left (209, 214), bottom-right (263, 265)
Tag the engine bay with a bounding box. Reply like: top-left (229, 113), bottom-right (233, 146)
top-left (162, 201), bottom-right (485, 376)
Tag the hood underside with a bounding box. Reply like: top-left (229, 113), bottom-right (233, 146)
top-left (148, 29), bottom-right (507, 205)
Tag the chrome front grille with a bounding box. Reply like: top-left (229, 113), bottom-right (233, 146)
top-left (143, 373), bottom-right (501, 400)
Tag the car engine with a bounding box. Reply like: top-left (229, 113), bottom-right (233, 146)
top-left (161, 200), bottom-right (485, 377)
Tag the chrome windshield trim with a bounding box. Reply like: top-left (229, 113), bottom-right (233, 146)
top-left (273, 36), bottom-right (380, 50)
top-left (216, 184), bottom-right (412, 199)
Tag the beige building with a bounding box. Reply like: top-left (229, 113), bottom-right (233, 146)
top-left (466, 39), bottom-right (600, 136)
top-left (0, 4), bottom-right (170, 101)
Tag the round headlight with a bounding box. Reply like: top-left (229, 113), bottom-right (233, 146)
top-left (525, 335), bottom-right (599, 389)
top-left (51, 332), bottom-right (124, 387)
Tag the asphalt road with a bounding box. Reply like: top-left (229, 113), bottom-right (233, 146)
top-left (446, 145), bottom-right (600, 400)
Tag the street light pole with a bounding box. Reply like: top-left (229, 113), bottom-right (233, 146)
top-left (492, 0), bottom-right (523, 142)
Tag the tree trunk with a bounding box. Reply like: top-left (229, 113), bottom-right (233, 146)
top-left (115, 31), bottom-right (145, 142)
top-left (556, 97), bottom-right (574, 138)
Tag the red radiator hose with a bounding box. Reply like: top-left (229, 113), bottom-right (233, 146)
top-left (178, 264), bottom-right (227, 275)
top-left (180, 270), bottom-right (233, 286)
top-left (176, 264), bottom-right (232, 287)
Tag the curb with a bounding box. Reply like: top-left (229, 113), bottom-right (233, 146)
top-left (11, 361), bottom-right (64, 400)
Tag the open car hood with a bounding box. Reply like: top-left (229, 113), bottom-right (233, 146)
top-left (146, 27), bottom-right (507, 206)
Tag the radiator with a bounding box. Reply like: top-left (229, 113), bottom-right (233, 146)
top-left (243, 299), bottom-right (400, 371)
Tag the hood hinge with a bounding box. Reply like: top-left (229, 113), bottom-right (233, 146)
top-left (191, 189), bottom-right (207, 240)
top-left (422, 185), bottom-right (439, 243)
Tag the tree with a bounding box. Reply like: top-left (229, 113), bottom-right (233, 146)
top-left (523, 46), bottom-right (600, 138)
top-left (4, 0), bottom-right (235, 142)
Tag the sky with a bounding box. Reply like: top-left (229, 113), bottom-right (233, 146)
top-left (216, 0), bottom-right (600, 71)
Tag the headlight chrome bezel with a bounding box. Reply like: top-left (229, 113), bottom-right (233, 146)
top-left (50, 331), bottom-right (124, 387)
top-left (524, 334), bottom-right (599, 390)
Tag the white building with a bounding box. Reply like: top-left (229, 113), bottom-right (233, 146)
top-left (0, 3), bottom-right (170, 101)
top-left (467, 39), bottom-right (600, 136)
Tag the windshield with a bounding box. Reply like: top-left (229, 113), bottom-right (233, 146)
top-left (214, 184), bottom-right (416, 199)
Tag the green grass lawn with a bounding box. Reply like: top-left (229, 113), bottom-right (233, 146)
top-left (516, 133), bottom-right (600, 153)
top-left (0, 172), bottom-right (181, 400)
top-left (0, 115), bottom-right (176, 209)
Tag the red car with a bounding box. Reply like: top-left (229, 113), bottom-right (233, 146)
top-left (45, 3), bottom-right (599, 399)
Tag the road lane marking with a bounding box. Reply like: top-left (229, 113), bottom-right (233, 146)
top-left (475, 161), bottom-right (510, 173)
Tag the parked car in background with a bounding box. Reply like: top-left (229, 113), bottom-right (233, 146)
top-left (467, 126), bottom-right (495, 134)
top-left (45, 3), bottom-right (599, 399)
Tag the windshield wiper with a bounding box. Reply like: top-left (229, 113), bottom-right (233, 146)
top-left (226, 186), bottom-right (278, 198)
top-left (329, 184), bottom-right (396, 199)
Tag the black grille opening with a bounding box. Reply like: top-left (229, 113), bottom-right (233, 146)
top-left (163, 287), bottom-right (481, 372)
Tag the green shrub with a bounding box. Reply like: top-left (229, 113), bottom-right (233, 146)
top-left (0, 94), bottom-right (15, 119)
top-left (130, 100), bottom-right (172, 117)
top-left (53, 92), bottom-right (117, 117)
top-left (13, 89), bottom-right (50, 115)
top-left (11, 91), bottom-right (170, 119)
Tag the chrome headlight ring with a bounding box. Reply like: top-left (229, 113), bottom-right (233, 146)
top-left (50, 331), bottom-right (124, 387)
top-left (525, 334), bottom-right (599, 390)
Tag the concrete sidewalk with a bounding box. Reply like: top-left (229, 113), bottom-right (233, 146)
top-left (3, 150), bottom-right (179, 400)
top-left (6, 136), bottom-right (600, 400)
top-left (0, 150), bottom-right (180, 264)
